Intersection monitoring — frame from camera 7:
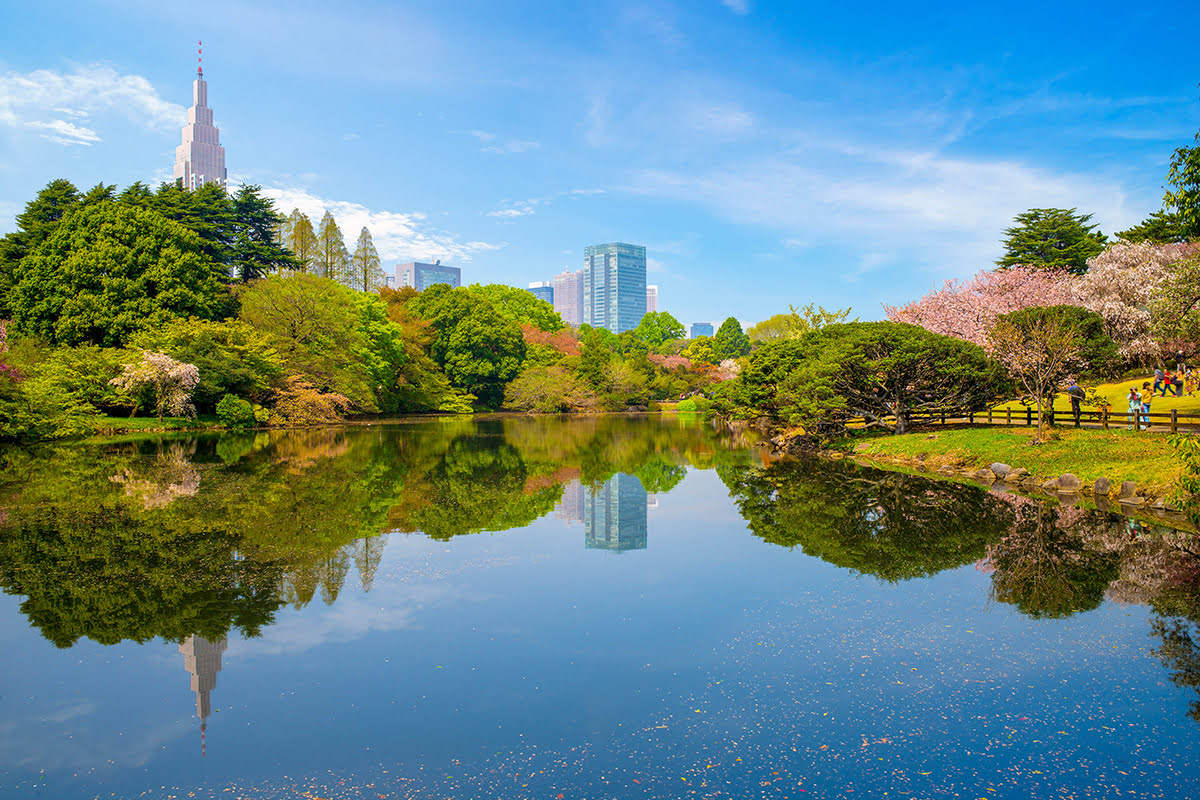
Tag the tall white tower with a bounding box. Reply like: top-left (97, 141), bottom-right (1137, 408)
top-left (174, 41), bottom-right (227, 190)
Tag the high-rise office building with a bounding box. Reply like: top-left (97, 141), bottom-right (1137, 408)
top-left (528, 281), bottom-right (554, 305)
top-left (584, 473), bottom-right (648, 552)
top-left (553, 269), bottom-right (585, 326)
top-left (397, 261), bottom-right (461, 290)
top-left (583, 243), bottom-right (647, 333)
top-left (690, 322), bottom-right (714, 338)
top-left (646, 285), bottom-right (658, 313)
top-left (174, 43), bottom-right (227, 190)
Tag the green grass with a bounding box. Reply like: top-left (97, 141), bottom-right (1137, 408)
top-left (994, 374), bottom-right (1200, 416)
top-left (854, 425), bottom-right (1183, 493)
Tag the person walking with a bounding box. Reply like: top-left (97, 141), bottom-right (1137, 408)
top-left (1155, 367), bottom-right (1166, 397)
top-left (1141, 382), bottom-right (1154, 430)
top-left (1173, 371), bottom-right (1185, 397)
top-left (1067, 380), bottom-right (1085, 425)
top-left (1128, 386), bottom-right (1142, 430)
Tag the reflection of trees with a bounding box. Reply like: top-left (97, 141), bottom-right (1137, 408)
top-left (0, 504), bottom-right (285, 648)
top-left (984, 498), bottom-right (1122, 618)
top-left (108, 439), bottom-right (200, 509)
top-left (718, 458), bottom-right (1014, 581)
top-left (0, 417), bottom-right (753, 647)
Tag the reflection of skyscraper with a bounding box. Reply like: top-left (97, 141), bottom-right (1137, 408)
top-left (584, 474), bottom-right (648, 552)
top-left (179, 634), bottom-right (227, 756)
top-left (555, 480), bottom-right (586, 524)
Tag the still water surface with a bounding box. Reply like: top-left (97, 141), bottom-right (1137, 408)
top-left (1, 416), bottom-right (1199, 799)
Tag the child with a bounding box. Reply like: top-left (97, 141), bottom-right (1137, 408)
top-left (1187, 369), bottom-right (1197, 398)
top-left (1128, 386), bottom-right (1142, 430)
top-left (1142, 382), bottom-right (1153, 430)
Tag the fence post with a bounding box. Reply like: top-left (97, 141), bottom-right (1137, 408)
top-left (1027, 407), bottom-right (1032, 427)
top-left (987, 409), bottom-right (993, 424)
top-left (1102, 407), bottom-right (1108, 429)
top-left (1007, 408), bottom-right (1012, 426)
top-left (1173, 409), bottom-right (1179, 434)
top-left (969, 411), bottom-right (974, 424)
top-left (940, 409), bottom-right (945, 425)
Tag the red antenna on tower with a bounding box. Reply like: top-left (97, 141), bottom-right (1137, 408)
top-left (197, 40), bottom-right (203, 76)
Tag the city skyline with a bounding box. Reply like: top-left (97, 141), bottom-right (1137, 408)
top-left (1, 2), bottom-right (1197, 325)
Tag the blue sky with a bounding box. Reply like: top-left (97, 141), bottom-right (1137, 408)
top-left (1, 0), bottom-right (1197, 326)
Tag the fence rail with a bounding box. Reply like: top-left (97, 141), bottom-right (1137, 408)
top-left (855, 406), bottom-right (1200, 434)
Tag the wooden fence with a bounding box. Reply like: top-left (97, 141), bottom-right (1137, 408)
top-left (868, 406), bottom-right (1200, 434)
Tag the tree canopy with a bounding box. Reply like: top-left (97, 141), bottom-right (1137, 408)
top-left (998, 208), bottom-right (1107, 274)
top-left (633, 311), bottom-right (686, 347)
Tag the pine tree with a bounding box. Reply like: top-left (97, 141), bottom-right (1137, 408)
top-left (0, 179), bottom-right (81, 316)
top-left (347, 226), bottom-right (384, 292)
top-left (230, 185), bottom-right (299, 281)
top-left (315, 210), bottom-right (350, 282)
top-left (288, 210), bottom-right (318, 274)
top-left (997, 208), bottom-right (1107, 274)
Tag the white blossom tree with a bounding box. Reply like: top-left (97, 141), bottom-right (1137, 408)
top-left (110, 351), bottom-right (200, 422)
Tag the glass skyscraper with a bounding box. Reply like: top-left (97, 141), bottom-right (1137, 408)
top-left (397, 261), bottom-right (461, 290)
top-left (582, 474), bottom-right (648, 553)
top-left (583, 243), bottom-right (647, 333)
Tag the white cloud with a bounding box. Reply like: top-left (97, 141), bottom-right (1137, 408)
top-left (260, 185), bottom-right (503, 264)
top-left (721, 0), bottom-right (751, 15)
top-left (470, 129), bottom-right (497, 142)
top-left (0, 64), bottom-right (185, 146)
top-left (630, 144), bottom-right (1137, 279)
top-left (482, 139), bottom-right (540, 154)
top-left (24, 118), bottom-right (100, 146)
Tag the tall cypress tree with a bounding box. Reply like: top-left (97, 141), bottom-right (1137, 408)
top-left (997, 208), bottom-right (1107, 274)
top-left (347, 226), bottom-right (384, 292)
top-left (0, 179), bottom-right (81, 316)
top-left (230, 185), bottom-right (299, 282)
top-left (315, 211), bottom-right (350, 282)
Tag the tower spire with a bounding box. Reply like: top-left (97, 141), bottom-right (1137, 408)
top-left (197, 40), bottom-right (203, 77)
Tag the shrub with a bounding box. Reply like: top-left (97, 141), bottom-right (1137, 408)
top-left (216, 394), bottom-right (256, 430)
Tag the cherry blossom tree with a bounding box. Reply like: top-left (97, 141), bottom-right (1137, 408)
top-left (110, 351), bottom-right (200, 422)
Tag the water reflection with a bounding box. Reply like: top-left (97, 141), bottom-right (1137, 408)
top-left (178, 634), bottom-right (227, 756)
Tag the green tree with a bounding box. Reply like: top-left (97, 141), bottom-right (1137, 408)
top-left (347, 226), bottom-right (384, 293)
top-left (238, 274), bottom-right (377, 409)
top-left (315, 211), bottom-right (350, 281)
top-left (0, 179), bottom-right (81, 317)
top-left (131, 318), bottom-right (285, 411)
top-left (409, 285), bottom-right (527, 407)
top-left (997, 208), bottom-right (1107, 274)
top-left (231, 184), bottom-right (299, 281)
top-left (1164, 130), bottom-right (1200, 240)
top-left (468, 283), bottom-right (565, 332)
top-left (286, 210), bottom-right (318, 273)
top-left (633, 311), bottom-right (686, 348)
top-left (503, 365), bottom-right (596, 412)
top-left (713, 316), bottom-right (751, 360)
top-left (683, 335), bottom-right (717, 365)
top-left (747, 304), bottom-right (854, 344)
top-left (734, 322), bottom-right (1009, 437)
top-left (1118, 210), bottom-right (1191, 244)
top-left (145, 182), bottom-right (236, 271)
top-left (10, 202), bottom-right (230, 346)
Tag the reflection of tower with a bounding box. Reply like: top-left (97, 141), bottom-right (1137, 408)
top-left (647, 494), bottom-right (659, 509)
top-left (555, 480), bottom-right (586, 524)
top-left (584, 474), bottom-right (648, 552)
top-left (178, 634), bottom-right (227, 756)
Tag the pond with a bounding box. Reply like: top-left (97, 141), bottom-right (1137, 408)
top-left (1, 415), bottom-right (1198, 799)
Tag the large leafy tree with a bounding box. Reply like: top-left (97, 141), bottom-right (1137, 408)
top-left (238, 273), bottom-right (378, 409)
top-left (315, 210), bottom-right (350, 281)
top-left (633, 311), bottom-right (685, 348)
top-left (347, 226), bottom-right (384, 293)
top-left (747, 304), bottom-right (854, 344)
top-left (468, 283), bottom-right (565, 332)
top-left (998, 208), bottom-right (1107, 274)
top-left (988, 306), bottom-right (1085, 441)
top-left (0, 179), bottom-right (82, 317)
top-left (10, 202), bottom-right (230, 346)
top-left (144, 181), bottom-right (236, 271)
top-left (1164, 130), bottom-right (1200, 240)
top-left (735, 322), bottom-right (1009, 436)
top-left (712, 316), bottom-right (751, 360)
top-left (408, 285), bottom-right (527, 407)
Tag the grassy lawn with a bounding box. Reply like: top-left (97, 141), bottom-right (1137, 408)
top-left (853, 425), bottom-right (1183, 493)
top-left (994, 374), bottom-right (1200, 416)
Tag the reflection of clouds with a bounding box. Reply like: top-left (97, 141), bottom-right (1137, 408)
top-left (231, 581), bottom-right (464, 657)
top-left (0, 702), bottom-right (186, 771)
